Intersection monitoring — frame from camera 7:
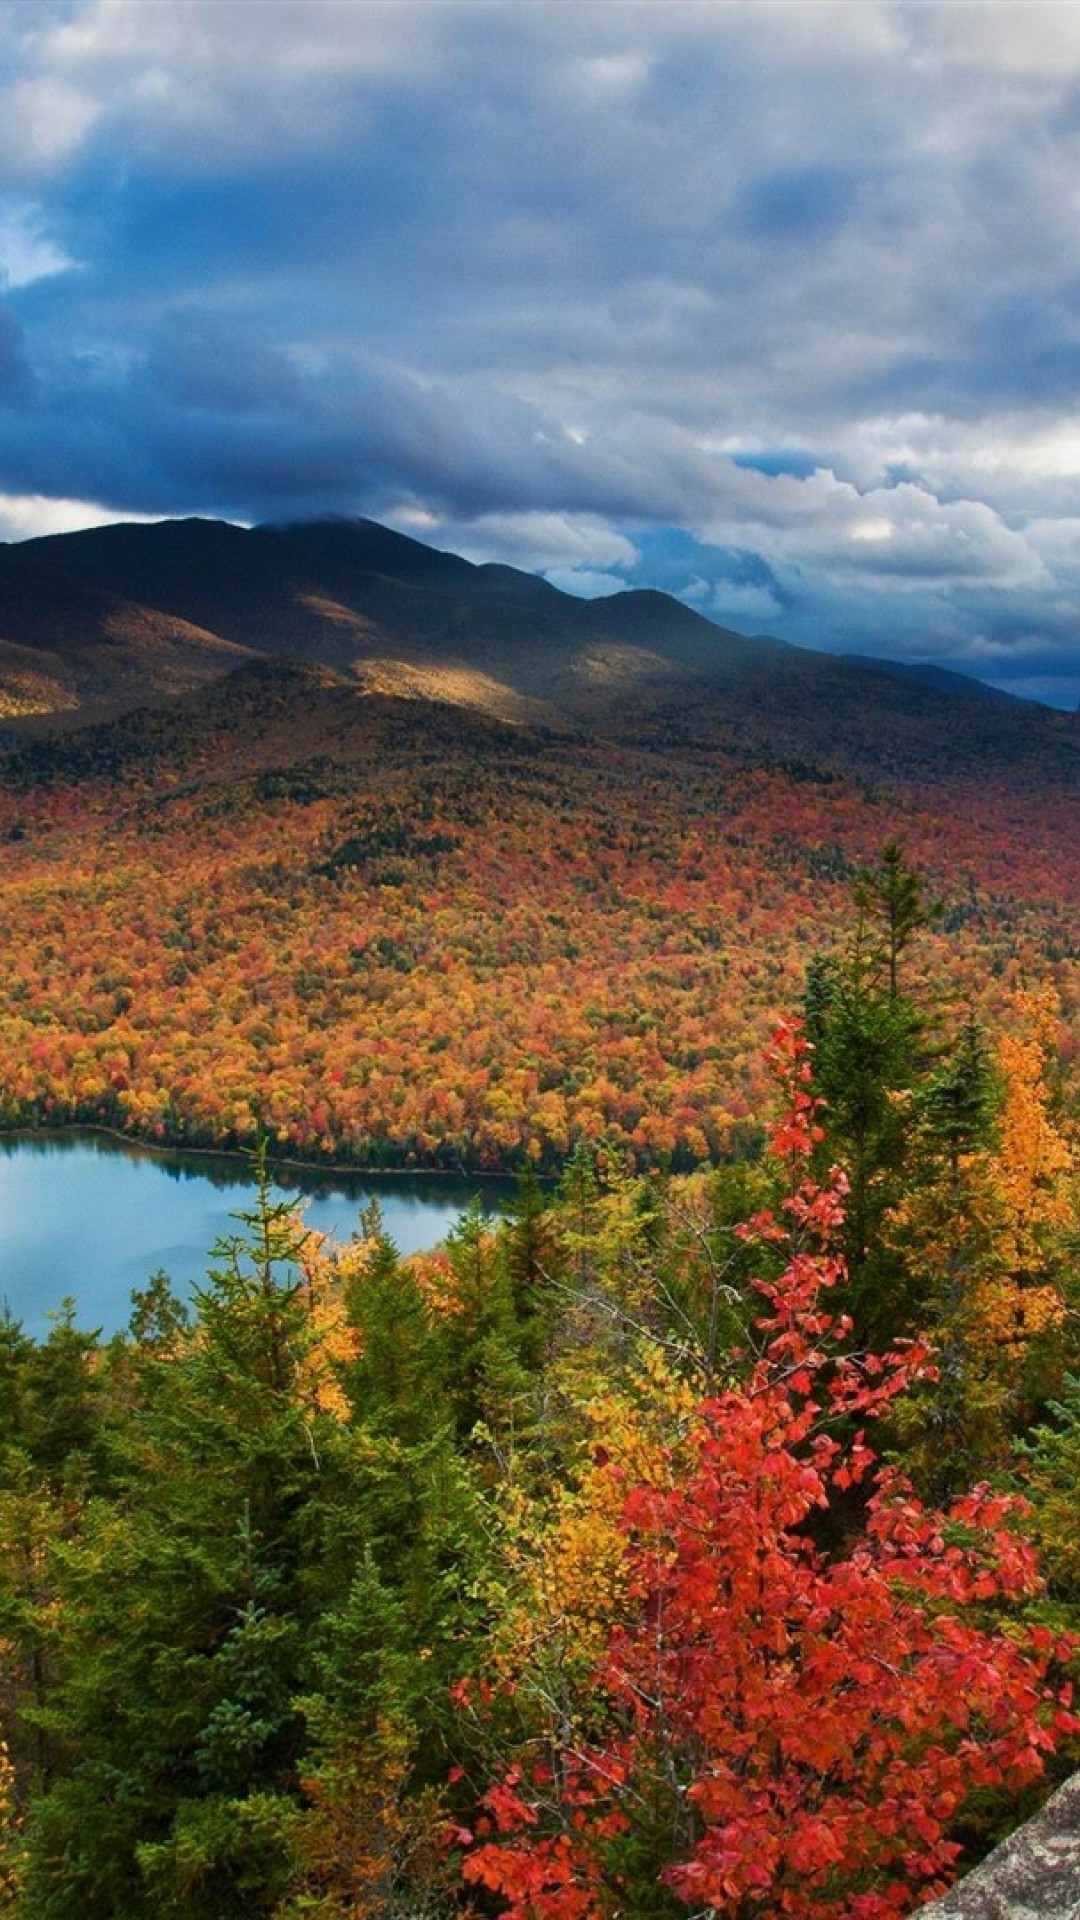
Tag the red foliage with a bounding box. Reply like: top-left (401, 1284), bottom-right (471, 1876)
top-left (458, 1026), bottom-right (1076, 1919)
top-left (3, 704), bottom-right (1080, 1170)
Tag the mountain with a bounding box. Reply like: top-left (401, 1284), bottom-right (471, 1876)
top-left (0, 514), bottom-right (1076, 786)
top-left (0, 514), bottom-right (781, 731)
top-left (1, 516), bottom-right (1079, 1177)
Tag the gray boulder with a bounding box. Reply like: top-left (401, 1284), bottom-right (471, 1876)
top-left (920, 1775), bottom-right (1080, 1919)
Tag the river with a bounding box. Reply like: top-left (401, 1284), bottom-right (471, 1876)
top-left (0, 1131), bottom-right (509, 1337)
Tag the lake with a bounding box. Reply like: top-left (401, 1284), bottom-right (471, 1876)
top-left (0, 1132), bottom-right (509, 1337)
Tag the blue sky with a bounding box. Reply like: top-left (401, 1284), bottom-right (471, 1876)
top-left (5, 2), bottom-right (1080, 703)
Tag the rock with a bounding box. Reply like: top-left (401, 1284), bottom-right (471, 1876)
top-left (920, 1775), bottom-right (1080, 1919)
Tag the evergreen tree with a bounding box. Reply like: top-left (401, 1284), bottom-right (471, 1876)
top-left (435, 1198), bottom-right (527, 1443)
top-left (17, 1163), bottom-right (355, 1920)
top-left (19, 1304), bottom-right (103, 1485)
top-left (851, 838), bottom-right (940, 998)
top-left (882, 1014), bottom-right (1007, 1496)
top-left (803, 844), bottom-right (956, 1347)
top-left (500, 1165), bottom-right (555, 1369)
top-left (803, 949), bottom-right (925, 1342)
top-left (343, 1228), bottom-right (442, 1447)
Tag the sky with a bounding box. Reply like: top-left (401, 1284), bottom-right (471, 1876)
top-left (5, 2), bottom-right (1080, 704)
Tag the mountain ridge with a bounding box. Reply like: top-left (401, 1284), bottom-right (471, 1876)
top-left (0, 515), bottom-right (1071, 788)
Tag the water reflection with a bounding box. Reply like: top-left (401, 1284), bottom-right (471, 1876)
top-left (0, 1130), bottom-right (511, 1337)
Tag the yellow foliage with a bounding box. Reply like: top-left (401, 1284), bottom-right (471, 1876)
top-left (405, 1248), bottom-right (459, 1317)
top-left (882, 992), bottom-right (1078, 1492)
top-left (296, 1235), bottom-right (361, 1423)
top-left (495, 1345), bottom-right (697, 1678)
top-left (970, 1277), bottom-right (1065, 1354)
top-left (281, 1718), bottom-right (458, 1919)
top-left (0, 1739), bottom-right (21, 1912)
top-left (997, 987), bottom-right (1074, 1281)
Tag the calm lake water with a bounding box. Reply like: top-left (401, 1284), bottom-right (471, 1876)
top-left (0, 1132), bottom-right (509, 1337)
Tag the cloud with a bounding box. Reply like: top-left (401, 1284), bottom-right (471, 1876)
top-left (0, 490), bottom-right (161, 543)
top-left (0, 304), bottom-right (29, 399)
top-left (542, 567), bottom-right (629, 599)
top-left (680, 575), bottom-right (786, 628)
top-left (731, 166), bottom-right (862, 246)
top-left (389, 510), bottom-right (641, 576)
top-left (0, 76), bottom-right (100, 177)
top-left (2, 0), bottom-right (1080, 696)
top-left (0, 202), bottom-right (75, 288)
top-left (12, 0), bottom-right (454, 173)
top-left (908, 0), bottom-right (1080, 77)
top-left (704, 470), bottom-right (1048, 590)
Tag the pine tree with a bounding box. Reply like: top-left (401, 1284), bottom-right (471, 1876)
top-left (17, 1163), bottom-right (355, 1920)
top-left (803, 951), bottom-right (924, 1342)
top-left (851, 839), bottom-right (940, 999)
top-left (804, 845), bottom-right (949, 1347)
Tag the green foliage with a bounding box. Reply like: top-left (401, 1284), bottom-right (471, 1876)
top-left (804, 949), bottom-right (926, 1338)
top-left (1, 929), bottom-right (1079, 1918)
top-left (343, 1229), bottom-right (442, 1446)
top-left (918, 1011), bottom-right (999, 1171)
top-left (851, 838), bottom-right (942, 997)
top-left (13, 1305), bottom-right (104, 1484)
top-left (1021, 1374), bottom-right (1080, 1611)
top-left (9, 1168), bottom-right (355, 1919)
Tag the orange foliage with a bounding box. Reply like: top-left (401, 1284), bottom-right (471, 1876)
top-left (296, 1233), bottom-right (362, 1423)
top-left (996, 988), bottom-right (1074, 1282)
top-left (2, 706), bottom-right (1080, 1169)
top-left (284, 1721), bottom-right (459, 1920)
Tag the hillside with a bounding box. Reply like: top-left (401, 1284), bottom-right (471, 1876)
top-left (0, 514), bottom-right (1078, 1169)
top-left (2, 516), bottom-right (1076, 790)
top-left (3, 539), bottom-right (1080, 1920)
top-left (0, 640), bottom-right (1076, 1169)
top-left (0, 515), bottom-right (761, 729)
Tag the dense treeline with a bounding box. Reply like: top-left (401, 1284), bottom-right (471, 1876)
top-left (2, 863), bottom-right (1080, 1918)
top-left (1, 685), bottom-right (1080, 1172)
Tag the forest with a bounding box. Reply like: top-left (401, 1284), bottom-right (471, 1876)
top-left (1, 665), bottom-right (1080, 1175)
top-left (1, 849), bottom-right (1079, 1919)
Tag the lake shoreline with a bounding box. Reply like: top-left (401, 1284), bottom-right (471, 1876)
top-left (0, 1134), bottom-right (513, 1338)
top-left (0, 1119), bottom-right (521, 1186)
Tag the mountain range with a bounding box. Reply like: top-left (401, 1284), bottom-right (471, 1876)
top-left (1, 512), bottom-right (1079, 1176)
top-left (0, 515), bottom-right (1074, 783)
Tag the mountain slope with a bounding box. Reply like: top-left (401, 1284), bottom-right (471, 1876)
top-left (0, 514), bottom-right (833, 721)
top-left (0, 514), bottom-right (1076, 788)
top-left (0, 524), bottom-right (1077, 1172)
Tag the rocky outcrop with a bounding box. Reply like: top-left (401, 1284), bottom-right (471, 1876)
top-left (921, 1776), bottom-right (1080, 1919)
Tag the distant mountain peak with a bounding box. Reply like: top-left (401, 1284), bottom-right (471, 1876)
top-left (0, 513), bottom-right (1062, 786)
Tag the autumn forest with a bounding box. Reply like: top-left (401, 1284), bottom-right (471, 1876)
top-left (2, 518), bottom-right (1080, 1916)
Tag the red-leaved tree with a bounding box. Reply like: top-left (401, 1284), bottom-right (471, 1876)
top-left (456, 1021), bottom-right (1076, 1920)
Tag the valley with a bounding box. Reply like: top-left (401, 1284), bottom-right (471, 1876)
top-left (0, 518), bottom-right (1078, 1172)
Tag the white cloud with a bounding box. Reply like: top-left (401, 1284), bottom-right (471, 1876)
top-left (0, 202), bottom-right (75, 288)
top-left (40, 0), bottom-right (446, 81)
top-left (543, 567), bottom-right (628, 599)
top-left (694, 466), bottom-right (1048, 591)
top-left (386, 508), bottom-right (640, 577)
top-left (0, 76), bottom-right (99, 177)
top-left (909, 0), bottom-right (1080, 77)
top-left (695, 580), bottom-right (785, 628)
top-left (0, 493), bottom-right (161, 543)
top-left (13, 0), bottom-right (457, 170)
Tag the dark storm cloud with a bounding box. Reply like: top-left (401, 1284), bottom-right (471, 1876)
top-left (5, 1), bottom-right (1080, 698)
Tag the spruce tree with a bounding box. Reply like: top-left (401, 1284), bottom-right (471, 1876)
top-left (17, 1163), bottom-right (354, 1920)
